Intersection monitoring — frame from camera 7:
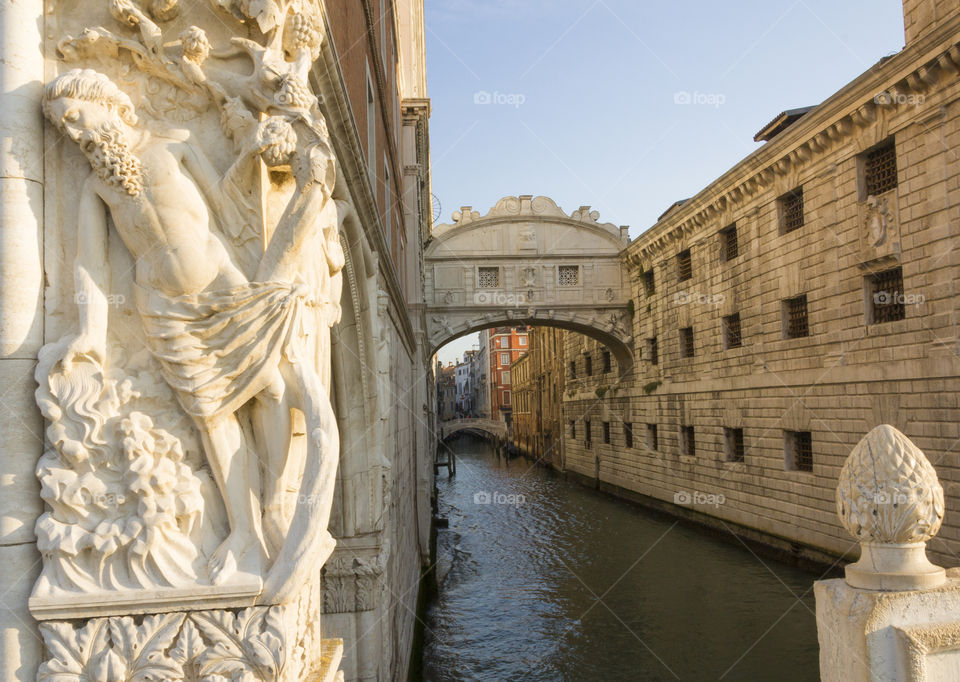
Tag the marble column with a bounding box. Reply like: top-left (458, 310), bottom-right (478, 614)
top-left (0, 0), bottom-right (46, 680)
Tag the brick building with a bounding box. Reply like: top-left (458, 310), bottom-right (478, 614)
top-left (484, 326), bottom-right (530, 425)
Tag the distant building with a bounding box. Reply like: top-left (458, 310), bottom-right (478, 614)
top-left (436, 361), bottom-right (457, 421)
top-left (455, 350), bottom-right (478, 416)
top-left (476, 332), bottom-right (491, 418)
top-left (485, 326), bottom-right (529, 426)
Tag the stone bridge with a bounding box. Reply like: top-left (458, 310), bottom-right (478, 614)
top-left (439, 418), bottom-right (507, 441)
top-left (424, 195), bottom-right (635, 371)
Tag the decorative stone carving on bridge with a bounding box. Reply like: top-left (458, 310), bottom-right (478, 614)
top-left (425, 195), bottom-right (634, 370)
top-left (35, 0), bottom-right (343, 647)
top-left (836, 424), bottom-right (946, 590)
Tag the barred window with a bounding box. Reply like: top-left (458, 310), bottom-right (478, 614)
top-left (784, 295), bottom-right (809, 339)
top-left (647, 423), bottom-right (658, 451)
top-left (644, 269), bottom-right (656, 296)
top-left (864, 140), bottom-right (898, 197)
top-left (779, 188), bottom-right (804, 234)
top-left (785, 430), bottom-right (813, 472)
top-left (720, 223), bottom-right (738, 261)
top-left (585, 420), bottom-right (592, 446)
top-left (585, 354), bottom-right (593, 376)
top-left (603, 421), bottom-right (611, 444)
top-left (558, 265), bottom-right (580, 287)
top-left (869, 267), bottom-right (906, 324)
top-left (602, 350), bottom-right (612, 373)
top-left (648, 337), bottom-right (658, 365)
top-left (723, 313), bottom-right (742, 349)
top-left (478, 267), bottom-right (500, 288)
top-left (624, 423), bottom-right (634, 448)
top-left (682, 426), bottom-right (696, 457)
top-left (680, 327), bottom-right (694, 358)
top-left (725, 428), bottom-right (745, 463)
top-left (677, 249), bottom-right (692, 282)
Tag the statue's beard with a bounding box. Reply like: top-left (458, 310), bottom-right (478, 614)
top-left (78, 122), bottom-right (143, 197)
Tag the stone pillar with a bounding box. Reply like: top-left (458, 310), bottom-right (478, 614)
top-left (0, 0), bottom-right (45, 679)
top-left (815, 425), bottom-right (960, 681)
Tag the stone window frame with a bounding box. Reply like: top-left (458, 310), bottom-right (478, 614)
top-left (477, 266), bottom-right (501, 289)
top-left (681, 425), bottom-right (696, 457)
top-left (778, 187), bottom-right (805, 234)
top-left (585, 419), bottom-right (592, 447)
top-left (679, 326), bottom-right (695, 358)
top-left (784, 430), bottom-right (813, 472)
top-left (643, 268), bottom-right (656, 296)
top-left (602, 350), bottom-right (612, 373)
top-left (782, 295), bottom-right (810, 339)
top-left (723, 312), bottom-right (743, 350)
top-left (584, 353), bottom-right (593, 376)
top-left (676, 248), bottom-right (692, 282)
top-left (602, 421), bottom-right (611, 444)
top-left (624, 422), bottom-right (634, 449)
top-left (724, 427), bottom-right (745, 463)
top-left (647, 423), bottom-right (659, 451)
top-left (865, 266), bottom-right (906, 325)
top-left (557, 264), bottom-right (580, 287)
top-left (647, 336), bottom-right (659, 365)
top-left (570, 420), bottom-right (576, 440)
top-left (569, 359), bottom-right (577, 378)
top-left (858, 136), bottom-right (899, 200)
top-left (719, 222), bottom-right (739, 262)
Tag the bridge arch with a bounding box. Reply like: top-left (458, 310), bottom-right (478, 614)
top-left (425, 195), bottom-right (635, 372)
top-left (440, 418), bottom-right (507, 441)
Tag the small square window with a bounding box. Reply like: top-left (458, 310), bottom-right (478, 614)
top-left (558, 265), bottom-right (580, 287)
top-left (785, 430), bottom-right (813, 472)
top-left (603, 421), bottom-right (611, 444)
top-left (624, 423), bottom-right (634, 448)
top-left (478, 267), bottom-right (500, 288)
top-left (779, 188), bottom-right (804, 234)
top-left (602, 350), bottom-right (612, 373)
top-left (725, 428), bottom-right (745, 463)
top-left (723, 313), bottom-right (742, 349)
top-left (720, 223), bottom-right (739, 261)
top-left (647, 337), bottom-right (658, 365)
top-left (868, 267), bottom-right (906, 324)
top-left (677, 249), bottom-right (692, 282)
top-left (863, 139), bottom-right (898, 197)
top-left (783, 295), bottom-right (809, 339)
top-left (644, 269), bottom-right (656, 296)
top-left (647, 423), bottom-right (658, 451)
top-left (681, 426), bottom-right (695, 457)
top-left (680, 327), bottom-right (694, 358)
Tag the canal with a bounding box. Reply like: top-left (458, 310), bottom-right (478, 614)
top-left (421, 435), bottom-right (821, 681)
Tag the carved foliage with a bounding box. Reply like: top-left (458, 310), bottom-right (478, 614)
top-left (38, 591), bottom-right (321, 682)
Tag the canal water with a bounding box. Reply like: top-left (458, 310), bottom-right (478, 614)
top-left (421, 435), bottom-right (821, 681)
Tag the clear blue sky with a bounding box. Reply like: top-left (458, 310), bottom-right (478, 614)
top-left (428, 0), bottom-right (906, 365)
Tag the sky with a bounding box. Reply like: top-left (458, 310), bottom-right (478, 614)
top-left (428, 0), bottom-right (906, 366)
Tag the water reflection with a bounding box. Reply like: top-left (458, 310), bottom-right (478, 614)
top-left (422, 435), bottom-right (820, 681)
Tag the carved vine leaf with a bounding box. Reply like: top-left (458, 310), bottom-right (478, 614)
top-left (127, 613), bottom-right (186, 681)
top-left (38, 619), bottom-right (111, 681)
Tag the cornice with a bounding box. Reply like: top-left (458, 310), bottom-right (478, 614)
top-left (625, 18), bottom-right (960, 270)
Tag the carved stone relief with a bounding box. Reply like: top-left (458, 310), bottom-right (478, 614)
top-left (36, 0), bottom-right (344, 621)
